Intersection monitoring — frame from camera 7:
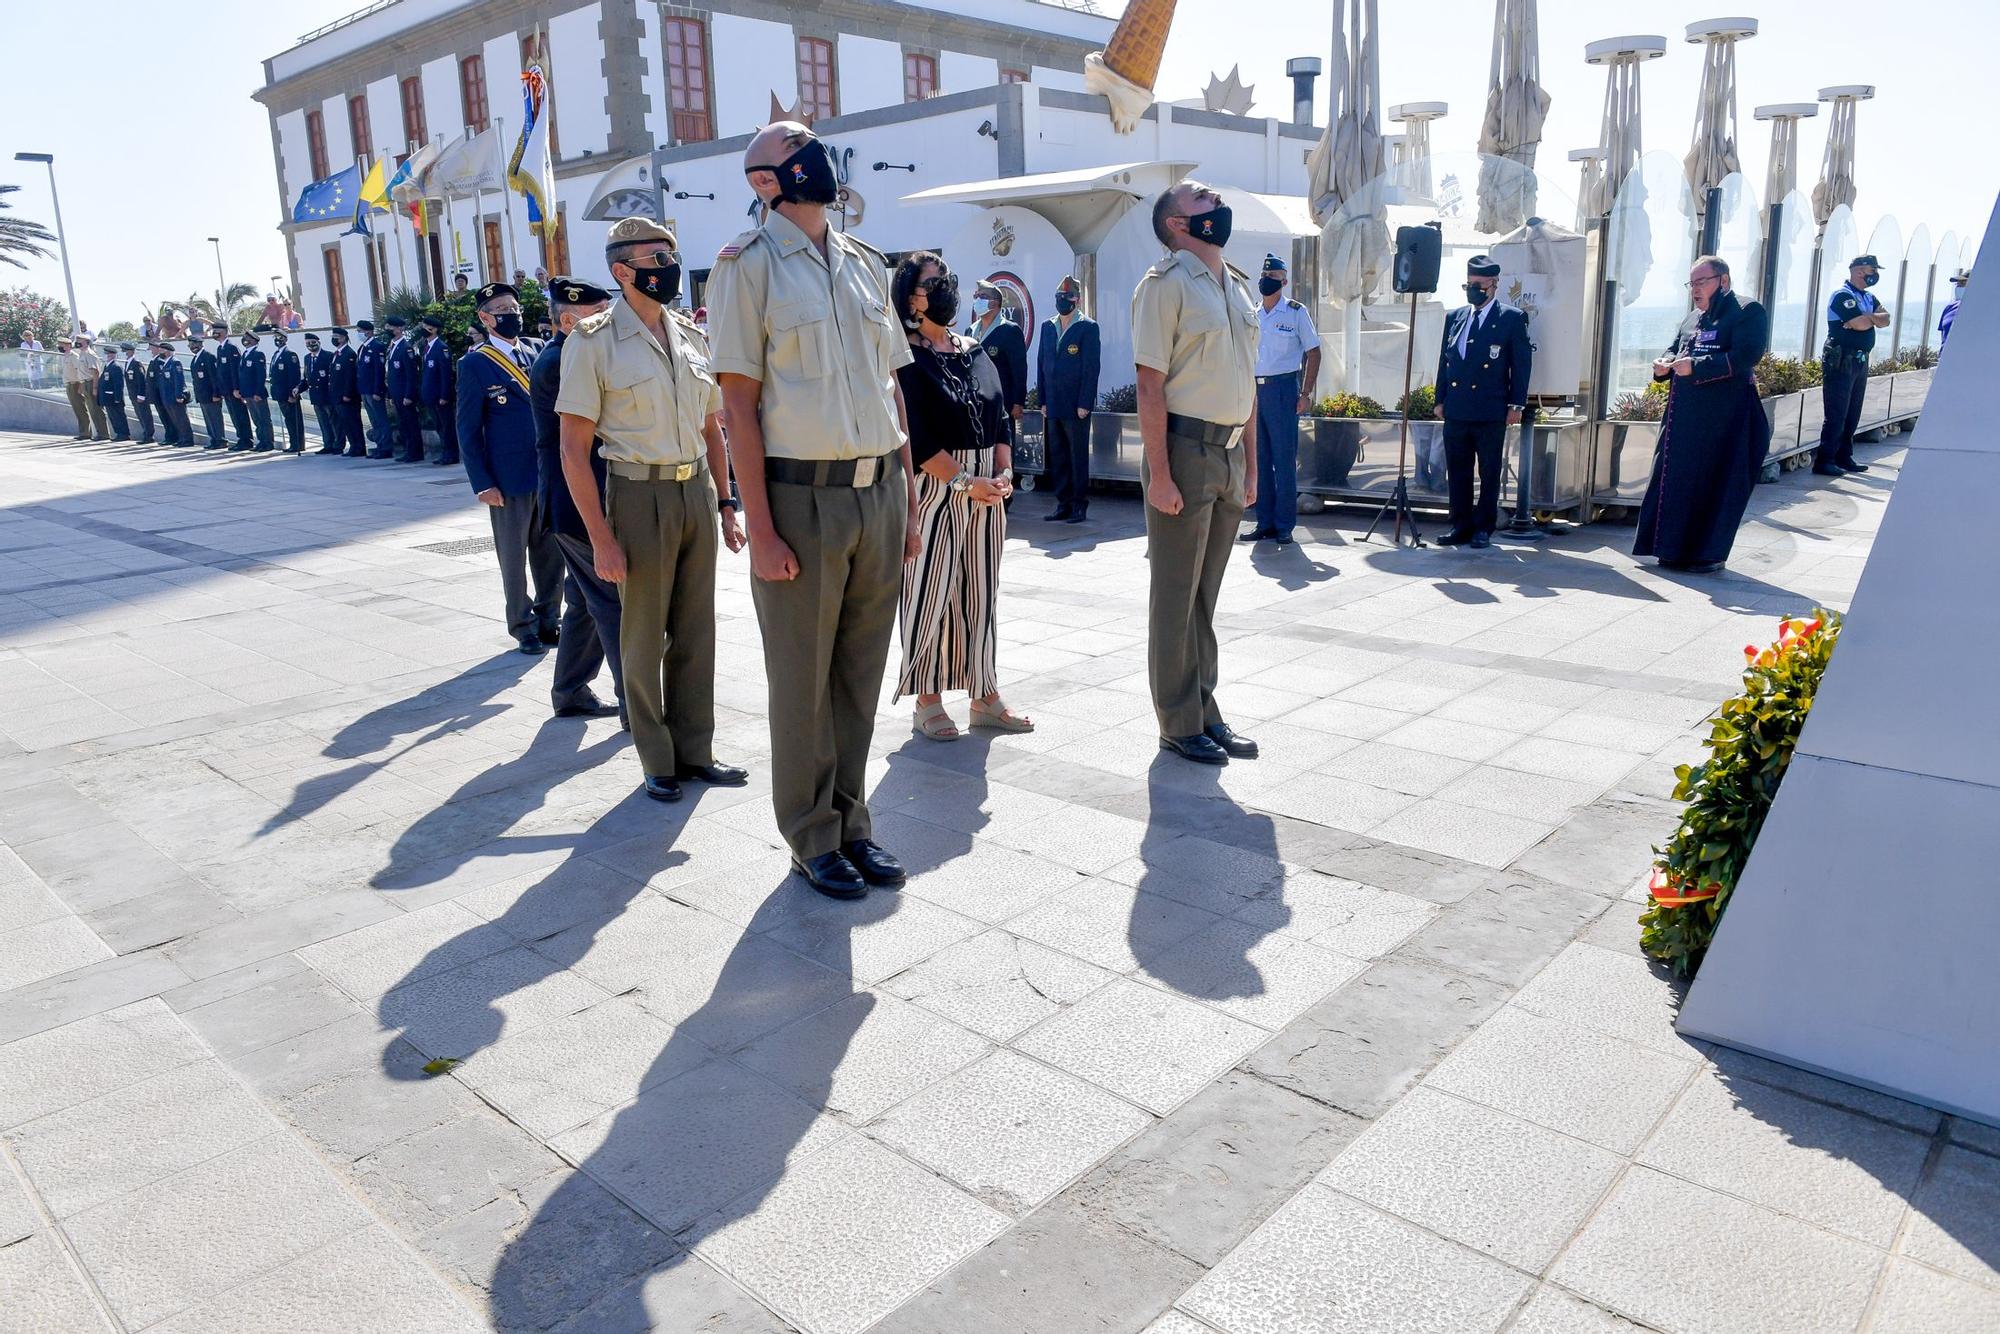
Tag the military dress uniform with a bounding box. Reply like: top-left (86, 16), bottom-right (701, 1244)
top-left (1434, 256), bottom-right (1533, 545)
top-left (1816, 258), bottom-right (1882, 473)
top-left (420, 322), bottom-right (458, 465)
top-left (1035, 298), bottom-right (1101, 520)
top-left (269, 336), bottom-right (305, 452)
top-left (122, 344), bottom-right (156, 443)
top-left (357, 321), bottom-right (393, 458)
top-left (1131, 246), bottom-right (1260, 749)
top-left (557, 267), bottom-right (727, 779)
top-left (385, 318), bottom-right (423, 463)
top-left (148, 343), bottom-right (193, 446)
top-left (215, 338), bottom-right (254, 448)
top-left (189, 341), bottom-right (226, 447)
top-left (331, 335), bottom-right (365, 457)
top-left (95, 354), bottom-right (131, 440)
top-left (457, 294), bottom-right (563, 652)
top-left (236, 336), bottom-right (275, 451)
top-left (707, 207), bottom-right (913, 864)
top-left (1248, 254), bottom-right (1321, 543)
top-left (303, 335), bottom-right (337, 452)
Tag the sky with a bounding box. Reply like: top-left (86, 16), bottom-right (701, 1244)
top-left (2, 0), bottom-right (1992, 328)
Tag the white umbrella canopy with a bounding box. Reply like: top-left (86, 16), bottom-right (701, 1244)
top-left (1754, 103), bottom-right (1815, 211)
top-left (1569, 147), bottom-right (1605, 231)
top-left (1586, 36), bottom-right (1665, 218)
top-left (1307, 0), bottom-right (1389, 302)
top-left (1683, 20), bottom-right (1756, 207)
top-left (1813, 85), bottom-right (1872, 228)
top-left (1474, 0), bottom-right (1551, 234)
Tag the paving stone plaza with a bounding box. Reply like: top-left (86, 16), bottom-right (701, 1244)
top-left (1, 427), bottom-right (1995, 1334)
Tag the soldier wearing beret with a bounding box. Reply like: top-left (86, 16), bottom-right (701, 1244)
top-left (186, 330), bottom-right (223, 447)
top-left (1434, 254), bottom-right (1532, 548)
top-left (458, 282), bottom-right (564, 655)
top-left (269, 327), bottom-right (305, 453)
top-left (709, 120), bottom-right (921, 898)
top-left (121, 342), bottom-right (156, 444)
top-left (559, 228), bottom-right (750, 800)
top-left (420, 314), bottom-right (458, 465)
top-left (1814, 254), bottom-right (1892, 475)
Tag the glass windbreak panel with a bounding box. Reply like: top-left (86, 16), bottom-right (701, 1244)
top-left (1766, 189), bottom-right (1815, 359)
top-left (1927, 228), bottom-right (1960, 353)
top-left (1709, 172), bottom-right (1762, 303)
top-left (1604, 150), bottom-right (1697, 401)
top-left (1813, 204), bottom-right (1858, 353)
top-left (1896, 224), bottom-right (1932, 356)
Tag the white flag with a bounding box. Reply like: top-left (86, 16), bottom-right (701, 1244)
top-left (390, 139), bottom-right (441, 205)
top-left (431, 128), bottom-right (505, 197)
top-left (508, 57), bottom-right (558, 238)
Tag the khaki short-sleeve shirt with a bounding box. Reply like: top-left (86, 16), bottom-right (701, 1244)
top-left (1130, 249), bottom-right (1260, 431)
top-left (555, 301), bottom-right (719, 467)
top-left (705, 210), bottom-right (914, 461)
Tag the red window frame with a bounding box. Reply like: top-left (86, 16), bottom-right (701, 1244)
top-left (400, 76), bottom-right (428, 150)
top-left (347, 94), bottom-right (373, 161)
top-left (903, 53), bottom-right (937, 103)
top-left (460, 54), bottom-right (488, 134)
top-left (663, 16), bottom-right (713, 143)
top-left (797, 36), bottom-right (836, 122)
top-left (305, 109), bottom-right (330, 179)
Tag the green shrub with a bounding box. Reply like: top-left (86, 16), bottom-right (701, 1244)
top-left (1310, 391), bottom-right (1386, 418)
top-left (1397, 383), bottom-right (1436, 418)
top-left (1608, 379), bottom-right (1669, 422)
top-left (372, 279), bottom-right (549, 360)
top-left (1802, 358), bottom-right (1822, 387)
top-left (1098, 382), bottom-right (1138, 412)
top-left (1640, 610), bottom-right (1842, 975)
top-left (1753, 355), bottom-right (1813, 397)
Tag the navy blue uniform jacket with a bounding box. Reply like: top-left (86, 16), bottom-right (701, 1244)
top-left (358, 336), bottom-right (388, 397)
top-left (190, 349), bottom-right (221, 401)
top-left (420, 337), bottom-right (454, 409)
top-left (1035, 315), bottom-right (1101, 418)
top-left (149, 356), bottom-right (185, 402)
top-left (330, 345), bottom-right (359, 402)
top-left (269, 347), bottom-right (302, 400)
top-left (124, 358), bottom-right (150, 406)
top-left (456, 342), bottom-right (540, 497)
top-left (1435, 303), bottom-right (1533, 422)
top-left (974, 318), bottom-right (1028, 411)
top-left (386, 337), bottom-right (419, 402)
top-left (215, 342), bottom-right (243, 397)
top-left (96, 361), bottom-right (123, 406)
top-left (529, 332), bottom-right (604, 543)
top-left (237, 346), bottom-right (268, 399)
top-left (304, 349), bottom-right (333, 403)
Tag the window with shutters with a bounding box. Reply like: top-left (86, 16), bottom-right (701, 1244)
top-left (321, 247), bottom-right (349, 327)
top-left (460, 54), bottom-right (488, 133)
top-left (483, 220), bottom-right (505, 284)
top-left (903, 53), bottom-right (937, 103)
top-left (1000, 68), bottom-right (1030, 85)
top-left (663, 17), bottom-right (712, 143)
top-left (400, 77), bottom-right (427, 149)
top-left (306, 109), bottom-right (330, 180)
top-left (347, 95), bottom-right (372, 161)
top-left (796, 36), bottom-right (836, 122)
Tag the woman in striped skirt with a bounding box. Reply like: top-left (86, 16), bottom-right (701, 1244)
top-left (891, 252), bottom-right (1034, 740)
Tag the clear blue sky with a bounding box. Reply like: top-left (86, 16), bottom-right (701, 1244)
top-left (3, 0), bottom-right (1991, 328)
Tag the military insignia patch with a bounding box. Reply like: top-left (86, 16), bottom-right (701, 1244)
top-left (716, 244), bottom-right (741, 260)
top-left (1488, 343), bottom-right (1502, 360)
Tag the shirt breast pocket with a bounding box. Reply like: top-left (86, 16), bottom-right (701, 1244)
top-left (606, 361), bottom-right (655, 426)
top-left (768, 300), bottom-right (831, 380)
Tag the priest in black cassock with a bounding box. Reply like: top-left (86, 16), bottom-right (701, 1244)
top-left (1633, 255), bottom-right (1771, 574)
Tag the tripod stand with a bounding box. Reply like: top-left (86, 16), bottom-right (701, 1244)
top-left (1362, 288), bottom-right (1425, 547)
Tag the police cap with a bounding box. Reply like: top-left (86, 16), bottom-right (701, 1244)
top-left (151, 339), bottom-right (173, 351)
top-left (419, 314), bottom-right (443, 332)
top-left (355, 318), bottom-right (374, 332)
top-left (604, 217), bottom-right (675, 253)
top-left (474, 282), bottom-right (518, 309)
top-left (550, 276), bottom-right (612, 306)
top-left (304, 331), bottom-right (321, 343)
top-left (383, 314), bottom-right (406, 328)
top-left (326, 327), bottom-right (347, 340)
top-left (1849, 254), bottom-right (1879, 270)
top-left (1262, 253), bottom-right (1287, 272)
top-left (1466, 254), bottom-right (1501, 277)
top-left (119, 341), bottom-right (135, 352)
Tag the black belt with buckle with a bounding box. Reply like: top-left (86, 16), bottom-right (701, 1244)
top-left (1165, 413), bottom-right (1243, 448)
top-left (607, 457), bottom-right (706, 483)
top-left (765, 452), bottom-right (900, 488)
top-left (1255, 371), bottom-right (1299, 386)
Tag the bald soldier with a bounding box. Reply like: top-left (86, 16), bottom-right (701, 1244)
top-left (557, 222), bottom-right (750, 801)
top-left (708, 120), bottom-right (923, 901)
top-left (1133, 181), bottom-right (1262, 766)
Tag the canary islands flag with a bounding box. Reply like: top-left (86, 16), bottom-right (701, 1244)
top-left (291, 165), bottom-right (360, 223)
top-left (508, 57), bottom-right (557, 237)
top-left (358, 157), bottom-right (392, 213)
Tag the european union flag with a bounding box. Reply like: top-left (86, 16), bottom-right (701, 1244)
top-left (292, 165), bottom-right (359, 223)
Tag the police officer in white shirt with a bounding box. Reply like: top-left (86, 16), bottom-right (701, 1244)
top-left (1241, 254), bottom-right (1321, 546)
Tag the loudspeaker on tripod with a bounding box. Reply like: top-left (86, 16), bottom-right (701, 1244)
top-left (1392, 222), bottom-right (1442, 295)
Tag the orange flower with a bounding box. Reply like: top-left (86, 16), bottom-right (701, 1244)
top-left (1744, 645), bottom-right (1759, 659)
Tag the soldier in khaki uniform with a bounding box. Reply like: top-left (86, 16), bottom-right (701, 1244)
top-left (557, 218), bottom-right (750, 804)
top-left (709, 120), bottom-right (922, 900)
top-left (1133, 181), bottom-right (1262, 766)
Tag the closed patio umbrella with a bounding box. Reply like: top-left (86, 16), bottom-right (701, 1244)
top-left (1683, 19), bottom-right (1757, 232)
top-left (1305, 0), bottom-right (1389, 387)
top-left (1474, 0), bottom-right (1551, 234)
top-left (1754, 103), bottom-right (1815, 211)
top-left (1585, 35), bottom-right (1666, 217)
top-left (1813, 85), bottom-right (1873, 228)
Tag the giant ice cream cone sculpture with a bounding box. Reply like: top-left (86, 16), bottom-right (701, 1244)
top-left (1085, 0), bottom-right (1177, 133)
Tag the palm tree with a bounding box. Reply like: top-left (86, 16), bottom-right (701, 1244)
top-left (0, 184), bottom-right (56, 269)
top-left (164, 283), bottom-right (261, 333)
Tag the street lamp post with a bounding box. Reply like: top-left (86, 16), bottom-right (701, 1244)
top-left (207, 237), bottom-right (227, 328)
top-left (13, 152), bottom-right (79, 337)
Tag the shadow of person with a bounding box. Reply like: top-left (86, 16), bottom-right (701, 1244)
top-left (1249, 539), bottom-right (1340, 591)
top-left (258, 653), bottom-right (541, 838)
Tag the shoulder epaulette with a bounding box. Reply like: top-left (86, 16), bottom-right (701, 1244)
top-left (1286, 298), bottom-right (1305, 311)
top-left (714, 228), bottom-right (762, 264)
top-left (575, 309), bottom-right (615, 337)
top-left (1224, 262), bottom-right (1249, 281)
top-left (1143, 258), bottom-right (1175, 279)
top-left (841, 232), bottom-right (891, 266)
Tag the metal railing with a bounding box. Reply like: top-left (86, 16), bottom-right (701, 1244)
top-left (294, 0), bottom-right (402, 46)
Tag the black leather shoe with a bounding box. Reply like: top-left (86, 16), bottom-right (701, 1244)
top-left (642, 774), bottom-right (683, 802)
top-left (842, 839), bottom-right (906, 886)
top-left (1274, 531), bottom-right (1294, 547)
top-left (1161, 733), bottom-right (1230, 765)
top-left (554, 694), bottom-right (619, 719)
top-left (538, 625), bottom-right (560, 647)
top-left (1811, 463), bottom-right (1845, 476)
top-left (674, 761), bottom-right (750, 787)
top-left (1842, 462), bottom-right (1870, 473)
top-left (1065, 507), bottom-right (1088, 523)
top-left (792, 851), bottom-right (868, 899)
top-left (1204, 724), bottom-right (1259, 759)
top-left (1435, 530), bottom-right (1471, 546)
top-left (1684, 560), bottom-right (1726, 574)
top-left (1469, 531), bottom-right (1492, 550)
top-left (1239, 526), bottom-right (1275, 543)
top-left (517, 637), bottom-right (547, 655)
top-left (1048, 504), bottom-right (1074, 522)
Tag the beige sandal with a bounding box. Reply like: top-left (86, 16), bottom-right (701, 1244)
top-left (970, 698), bottom-right (1035, 733)
top-left (914, 700), bottom-right (960, 741)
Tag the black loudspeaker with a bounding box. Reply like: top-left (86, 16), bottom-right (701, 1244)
top-left (1392, 223), bottom-right (1442, 295)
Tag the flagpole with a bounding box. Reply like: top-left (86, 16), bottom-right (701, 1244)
top-left (496, 114), bottom-right (520, 280)
top-left (388, 145), bottom-right (409, 293)
top-left (473, 187), bottom-right (487, 286)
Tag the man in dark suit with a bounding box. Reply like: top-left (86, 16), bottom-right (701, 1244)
top-left (385, 315), bottom-right (424, 463)
top-left (356, 319), bottom-right (393, 458)
top-left (148, 341), bottom-right (193, 446)
top-left (269, 329), bottom-right (305, 453)
top-left (303, 332), bottom-right (337, 452)
top-left (121, 343), bottom-right (156, 443)
top-left (530, 277), bottom-right (623, 721)
top-left (330, 327), bottom-right (365, 457)
top-left (458, 282), bottom-right (563, 655)
top-left (215, 331), bottom-right (254, 449)
top-left (236, 328), bottom-right (274, 451)
top-left (1433, 254), bottom-right (1532, 548)
top-left (969, 279), bottom-right (1028, 432)
top-left (95, 350), bottom-right (131, 440)
top-left (188, 332), bottom-right (223, 447)
top-left (419, 314), bottom-right (458, 465)
top-left (1035, 275), bottom-right (1101, 522)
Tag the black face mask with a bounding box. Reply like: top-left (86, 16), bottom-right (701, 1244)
top-left (1861, 272), bottom-right (1879, 288)
top-left (332, 337), bottom-right (347, 348)
top-left (242, 338), bottom-right (256, 349)
top-left (490, 312), bottom-right (523, 340)
top-left (1054, 294), bottom-right (1077, 316)
top-left (750, 138), bottom-right (840, 206)
top-left (274, 339), bottom-right (287, 349)
top-left (1464, 284), bottom-right (1492, 307)
top-left (921, 282), bottom-right (959, 328)
top-left (1258, 277), bottom-right (1284, 297)
top-left (629, 262), bottom-right (682, 305)
top-left (1186, 203), bottom-right (1233, 248)
top-left (187, 342), bottom-right (202, 352)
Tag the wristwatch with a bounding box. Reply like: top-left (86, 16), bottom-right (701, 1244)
top-left (949, 470), bottom-right (973, 495)
top-left (718, 485), bottom-right (740, 514)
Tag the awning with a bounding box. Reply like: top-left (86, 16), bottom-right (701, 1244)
top-left (902, 161), bottom-right (1197, 252)
top-left (583, 156), bottom-right (661, 222)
